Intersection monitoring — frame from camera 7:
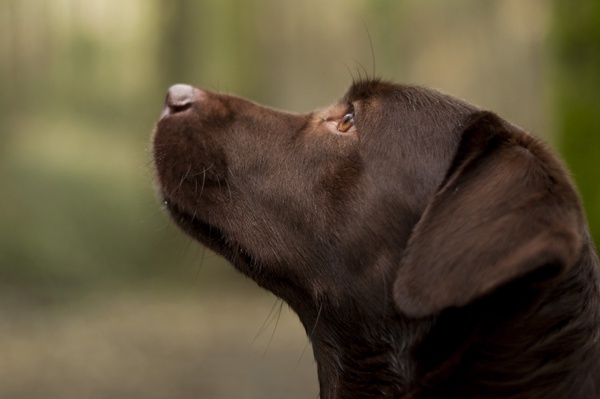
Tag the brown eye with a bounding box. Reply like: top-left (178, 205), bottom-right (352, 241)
top-left (337, 113), bottom-right (354, 132)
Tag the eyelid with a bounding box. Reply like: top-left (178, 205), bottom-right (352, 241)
top-left (320, 103), bottom-right (357, 134)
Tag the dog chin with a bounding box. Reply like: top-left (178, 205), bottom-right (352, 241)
top-left (164, 197), bottom-right (258, 271)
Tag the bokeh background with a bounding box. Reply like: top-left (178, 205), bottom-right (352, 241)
top-left (1, 1), bottom-right (599, 398)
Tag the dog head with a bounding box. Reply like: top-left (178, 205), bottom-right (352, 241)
top-left (152, 79), bottom-right (583, 322)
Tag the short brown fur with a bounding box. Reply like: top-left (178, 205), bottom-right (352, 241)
top-left (153, 80), bottom-right (600, 398)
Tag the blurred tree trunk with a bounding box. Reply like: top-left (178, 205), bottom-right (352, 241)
top-left (157, 0), bottom-right (200, 90)
top-left (552, 1), bottom-right (600, 246)
top-left (155, 0), bottom-right (262, 98)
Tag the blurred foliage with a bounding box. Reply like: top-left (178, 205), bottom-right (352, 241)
top-left (0, 0), bottom-right (597, 297)
top-left (552, 1), bottom-right (600, 246)
top-left (0, 0), bottom-right (186, 299)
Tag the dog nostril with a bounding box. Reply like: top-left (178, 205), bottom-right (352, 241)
top-left (164, 84), bottom-right (197, 115)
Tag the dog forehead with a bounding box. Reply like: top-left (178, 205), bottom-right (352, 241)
top-left (343, 79), bottom-right (398, 102)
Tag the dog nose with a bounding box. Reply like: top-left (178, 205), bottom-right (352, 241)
top-left (162, 84), bottom-right (198, 117)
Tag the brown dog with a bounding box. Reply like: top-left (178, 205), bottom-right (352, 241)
top-left (152, 80), bottom-right (600, 398)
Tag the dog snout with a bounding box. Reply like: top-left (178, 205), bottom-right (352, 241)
top-left (161, 84), bottom-right (200, 118)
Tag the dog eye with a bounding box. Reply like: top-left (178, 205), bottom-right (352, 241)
top-left (337, 113), bottom-right (354, 132)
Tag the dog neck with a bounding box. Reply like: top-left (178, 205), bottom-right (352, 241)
top-left (304, 308), bottom-right (432, 399)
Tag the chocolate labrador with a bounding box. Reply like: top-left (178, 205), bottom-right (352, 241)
top-left (152, 79), bottom-right (600, 398)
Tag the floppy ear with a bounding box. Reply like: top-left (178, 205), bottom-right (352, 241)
top-left (393, 112), bottom-right (584, 318)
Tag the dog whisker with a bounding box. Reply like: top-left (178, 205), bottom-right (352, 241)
top-left (252, 298), bottom-right (283, 345)
top-left (297, 302), bottom-right (323, 369)
top-left (262, 300), bottom-right (284, 357)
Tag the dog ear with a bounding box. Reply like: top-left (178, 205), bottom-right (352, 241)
top-left (393, 112), bottom-right (584, 318)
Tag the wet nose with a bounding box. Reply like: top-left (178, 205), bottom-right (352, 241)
top-left (162, 84), bottom-right (198, 117)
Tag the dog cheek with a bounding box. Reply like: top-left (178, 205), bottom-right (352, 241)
top-left (320, 152), bottom-right (363, 206)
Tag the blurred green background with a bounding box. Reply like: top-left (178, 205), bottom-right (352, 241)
top-left (0, 1), bottom-right (598, 398)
